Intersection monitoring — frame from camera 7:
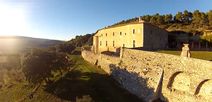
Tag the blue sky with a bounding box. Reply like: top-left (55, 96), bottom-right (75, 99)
top-left (0, 0), bottom-right (211, 40)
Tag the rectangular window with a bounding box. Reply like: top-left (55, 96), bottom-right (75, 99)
top-left (123, 44), bottom-right (125, 47)
top-left (100, 41), bottom-right (102, 46)
top-left (125, 33), bottom-right (126, 35)
top-left (106, 33), bottom-right (107, 36)
top-left (133, 29), bottom-right (135, 34)
top-left (113, 41), bottom-right (115, 47)
top-left (120, 32), bottom-right (122, 35)
top-left (106, 41), bottom-right (107, 46)
top-left (113, 32), bottom-right (115, 36)
top-left (133, 40), bottom-right (135, 48)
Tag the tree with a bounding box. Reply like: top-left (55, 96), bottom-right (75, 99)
top-left (192, 10), bottom-right (208, 26)
top-left (150, 13), bottom-right (162, 24)
top-left (183, 10), bottom-right (192, 24)
top-left (164, 14), bottom-right (173, 23)
top-left (200, 13), bottom-right (208, 25)
top-left (56, 43), bottom-right (76, 54)
top-left (175, 12), bottom-right (183, 22)
top-left (22, 49), bottom-right (72, 85)
top-left (141, 15), bottom-right (151, 22)
top-left (67, 34), bottom-right (93, 47)
top-left (150, 16), bottom-right (157, 24)
top-left (207, 10), bottom-right (212, 26)
top-left (156, 15), bottom-right (165, 24)
top-left (192, 10), bottom-right (201, 24)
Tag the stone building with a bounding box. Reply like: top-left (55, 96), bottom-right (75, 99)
top-left (93, 18), bottom-right (168, 53)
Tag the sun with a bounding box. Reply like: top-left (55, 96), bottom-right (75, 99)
top-left (0, 2), bottom-right (28, 36)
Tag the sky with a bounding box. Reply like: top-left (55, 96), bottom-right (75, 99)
top-left (0, 0), bottom-right (211, 40)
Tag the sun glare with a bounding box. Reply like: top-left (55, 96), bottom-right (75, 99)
top-left (0, 2), bottom-right (28, 36)
top-left (0, 37), bottom-right (19, 53)
top-left (0, 37), bottom-right (17, 46)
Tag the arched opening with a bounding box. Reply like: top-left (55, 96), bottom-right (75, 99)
top-left (194, 79), bottom-right (212, 96)
top-left (167, 71), bottom-right (183, 89)
top-left (95, 59), bottom-right (98, 65)
top-left (167, 71), bottom-right (191, 92)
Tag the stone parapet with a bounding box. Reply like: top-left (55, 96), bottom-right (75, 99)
top-left (81, 49), bottom-right (212, 102)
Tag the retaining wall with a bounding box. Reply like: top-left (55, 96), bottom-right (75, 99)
top-left (81, 49), bottom-right (212, 102)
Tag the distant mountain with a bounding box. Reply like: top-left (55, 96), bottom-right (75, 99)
top-left (0, 36), bottom-right (64, 53)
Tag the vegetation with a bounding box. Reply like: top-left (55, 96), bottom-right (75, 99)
top-left (107, 10), bottom-right (212, 36)
top-left (45, 55), bottom-right (141, 102)
top-left (0, 32), bottom-right (140, 101)
top-left (48, 10), bottom-right (212, 52)
top-left (99, 10), bottom-right (212, 48)
top-left (1, 9), bottom-right (212, 102)
top-left (56, 34), bottom-right (93, 54)
top-left (67, 34), bottom-right (93, 47)
top-left (22, 48), bottom-right (72, 85)
top-left (158, 50), bottom-right (212, 61)
top-left (201, 33), bottom-right (212, 42)
top-left (0, 54), bottom-right (25, 88)
top-left (0, 54), bottom-right (141, 102)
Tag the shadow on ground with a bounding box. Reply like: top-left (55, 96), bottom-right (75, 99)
top-left (71, 50), bottom-right (81, 55)
top-left (45, 70), bottom-right (142, 102)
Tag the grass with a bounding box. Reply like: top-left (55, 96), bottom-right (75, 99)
top-left (45, 55), bottom-right (141, 102)
top-left (0, 55), bottom-right (141, 102)
top-left (158, 51), bottom-right (212, 61)
top-left (0, 83), bottom-right (66, 102)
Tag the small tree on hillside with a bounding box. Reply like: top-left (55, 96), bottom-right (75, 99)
top-left (164, 14), bottom-right (173, 24)
top-left (142, 15), bottom-right (151, 22)
top-left (192, 10), bottom-right (209, 26)
top-left (156, 15), bottom-right (165, 24)
top-left (150, 16), bottom-right (157, 24)
top-left (56, 43), bottom-right (76, 54)
top-left (208, 10), bottom-right (212, 26)
top-left (175, 12), bottom-right (183, 22)
top-left (183, 10), bottom-right (192, 24)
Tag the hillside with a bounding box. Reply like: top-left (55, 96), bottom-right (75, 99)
top-left (0, 36), bottom-right (64, 53)
top-left (65, 10), bottom-right (212, 51)
top-left (106, 10), bottom-right (212, 34)
top-left (0, 55), bottom-right (141, 102)
top-left (56, 34), bottom-right (93, 54)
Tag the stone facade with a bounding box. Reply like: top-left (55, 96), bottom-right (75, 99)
top-left (93, 20), bottom-right (168, 53)
top-left (82, 49), bottom-right (212, 102)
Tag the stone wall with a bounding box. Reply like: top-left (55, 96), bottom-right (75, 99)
top-left (81, 50), bottom-right (98, 65)
top-left (81, 49), bottom-right (212, 102)
top-left (143, 23), bottom-right (168, 50)
top-left (94, 23), bottom-right (145, 53)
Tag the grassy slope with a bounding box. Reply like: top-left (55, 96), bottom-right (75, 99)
top-left (44, 55), bottom-right (141, 102)
top-left (0, 55), bottom-right (141, 102)
top-left (158, 51), bottom-right (212, 61)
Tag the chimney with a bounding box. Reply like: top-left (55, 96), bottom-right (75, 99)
top-left (138, 16), bottom-right (144, 23)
